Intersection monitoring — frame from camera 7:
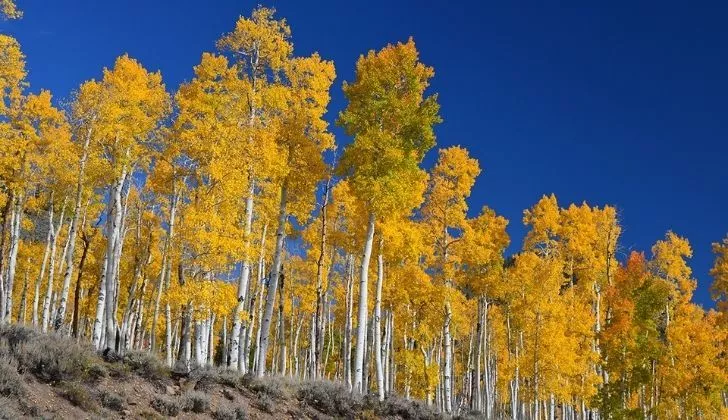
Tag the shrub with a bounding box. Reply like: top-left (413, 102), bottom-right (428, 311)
top-left (222, 387), bottom-right (236, 401)
top-left (191, 367), bottom-right (228, 391)
top-left (298, 380), bottom-right (361, 418)
top-left (181, 390), bottom-right (210, 413)
top-left (0, 324), bottom-right (33, 348)
top-left (244, 374), bottom-right (295, 399)
top-left (123, 350), bottom-right (168, 381)
top-left (454, 411), bottom-right (484, 420)
top-left (87, 363), bottom-right (108, 381)
top-left (100, 390), bottom-right (125, 412)
top-left (0, 354), bottom-right (24, 397)
top-left (373, 394), bottom-right (440, 420)
top-left (258, 394), bottom-right (274, 413)
top-left (0, 403), bottom-right (23, 419)
top-left (151, 396), bottom-right (180, 417)
top-left (216, 370), bottom-right (244, 389)
top-left (61, 383), bottom-right (95, 411)
top-left (0, 327), bottom-right (93, 383)
top-left (233, 406), bottom-right (248, 420)
top-left (213, 406), bottom-right (248, 420)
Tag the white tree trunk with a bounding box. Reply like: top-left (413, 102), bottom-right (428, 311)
top-left (374, 238), bottom-right (385, 401)
top-left (256, 183), bottom-right (288, 377)
top-left (92, 256), bottom-right (109, 349)
top-left (42, 204), bottom-right (66, 333)
top-left (104, 170), bottom-right (127, 351)
top-left (344, 254), bottom-right (354, 389)
top-left (4, 195), bottom-right (23, 322)
top-left (54, 128), bottom-right (92, 330)
top-left (230, 181), bottom-right (255, 370)
top-left (32, 207), bottom-right (54, 327)
top-left (353, 212), bottom-right (375, 393)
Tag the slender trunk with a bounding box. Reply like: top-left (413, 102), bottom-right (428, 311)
top-left (18, 265), bottom-right (28, 323)
top-left (231, 180), bottom-right (255, 370)
top-left (0, 196), bottom-right (12, 324)
top-left (72, 231), bottom-right (93, 338)
top-left (374, 237), bottom-right (385, 401)
top-left (276, 272), bottom-right (286, 375)
top-left (152, 187), bottom-right (178, 362)
top-left (92, 256), bottom-right (109, 348)
top-left (353, 212), bottom-right (376, 393)
top-left (42, 203), bottom-right (66, 332)
top-left (54, 125), bottom-right (92, 330)
top-left (33, 204), bottom-right (54, 327)
top-left (256, 183), bottom-right (288, 377)
top-left (313, 178), bottom-right (330, 378)
top-left (4, 194), bottom-right (23, 322)
top-left (105, 169), bottom-right (128, 351)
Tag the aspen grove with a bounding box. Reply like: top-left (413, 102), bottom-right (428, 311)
top-left (1, 5), bottom-right (727, 419)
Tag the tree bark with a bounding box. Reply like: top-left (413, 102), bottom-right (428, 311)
top-left (353, 212), bottom-right (376, 393)
top-left (104, 168), bottom-right (128, 351)
top-left (231, 180), bottom-right (255, 370)
top-left (54, 125), bottom-right (92, 330)
top-left (42, 202), bottom-right (66, 332)
top-left (313, 177), bottom-right (330, 379)
top-left (256, 182), bottom-right (288, 377)
top-left (374, 237), bottom-right (385, 401)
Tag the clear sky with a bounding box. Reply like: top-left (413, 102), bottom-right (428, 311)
top-left (2, 1), bottom-right (726, 307)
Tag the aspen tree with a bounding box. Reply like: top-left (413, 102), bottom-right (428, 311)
top-left (216, 7), bottom-right (292, 371)
top-left (421, 146), bottom-right (479, 411)
top-left (337, 38), bottom-right (439, 394)
top-left (87, 55), bottom-right (169, 351)
top-left (257, 53), bottom-right (335, 377)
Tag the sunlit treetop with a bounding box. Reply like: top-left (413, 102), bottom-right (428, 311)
top-left (0, 0), bottom-right (21, 19)
top-left (0, 35), bottom-right (26, 114)
top-left (422, 145), bottom-right (481, 232)
top-left (523, 194), bottom-right (561, 254)
top-left (338, 37), bottom-right (440, 161)
top-left (651, 231), bottom-right (695, 300)
top-left (337, 38), bottom-right (440, 217)
top-left (92, 55), bottom-right (171, 175)
top-left (216, 6), bottom-right (293, 76)
top-left (710, 235), bottom-right (728, 307)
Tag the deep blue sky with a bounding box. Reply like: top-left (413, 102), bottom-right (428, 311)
top-left (3, 1), bottom-right (726, 307)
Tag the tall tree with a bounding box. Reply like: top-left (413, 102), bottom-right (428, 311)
top-left (256, 52), bottom-right (336, 377)
top-left (420, 146), bottom-right (480, 412)
top-left (87, 55), bottom-right (169, 351)
top-left (215, 6), bottom-right (292, 371)
top-left (337, 38), bottom-right (440, 394)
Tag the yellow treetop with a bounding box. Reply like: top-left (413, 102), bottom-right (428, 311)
top-left (710, 235), bottom-right (728, 309)
top-left (0, 35), bottom-right (26, 114)
top-left (337, 38), bottom-right (440, 218)
top-left (0, 0), bottom-right (20, 19)
top-left (651, 231), bottom-right (695, 301)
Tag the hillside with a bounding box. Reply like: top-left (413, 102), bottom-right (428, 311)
top-left (0, 326), bottom-right (444, 419)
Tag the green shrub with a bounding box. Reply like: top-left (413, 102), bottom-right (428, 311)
top-left (298, 380), bottom-right (361, 418)
top-left (100, 390), bottom-right (125, 412)
top-left (61, 383), bottom-right (95, 411)
top-left (213, 405), bottom-right (248, 420)
top-left (370, 394), bottom-right (440, 420)
top-left (123, 350), bottom-right (168, 381)
top-left (244, 374), bottom-right (296, 399)
top-left (258, 394), bottom-right (274, 414)
top-left (0, 354), bottom-right (24, 397)
top-left (17, 335), bottom-right (92, 382)
top-left (151, 396), bottom-right (180, 417)
top-left (88, 363), bottom-right (108, 381)
top-left (181, 390), bottom-right (210, 413)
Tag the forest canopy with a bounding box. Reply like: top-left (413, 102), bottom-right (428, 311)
top-left (1, 4), bottom-right (727, 419)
